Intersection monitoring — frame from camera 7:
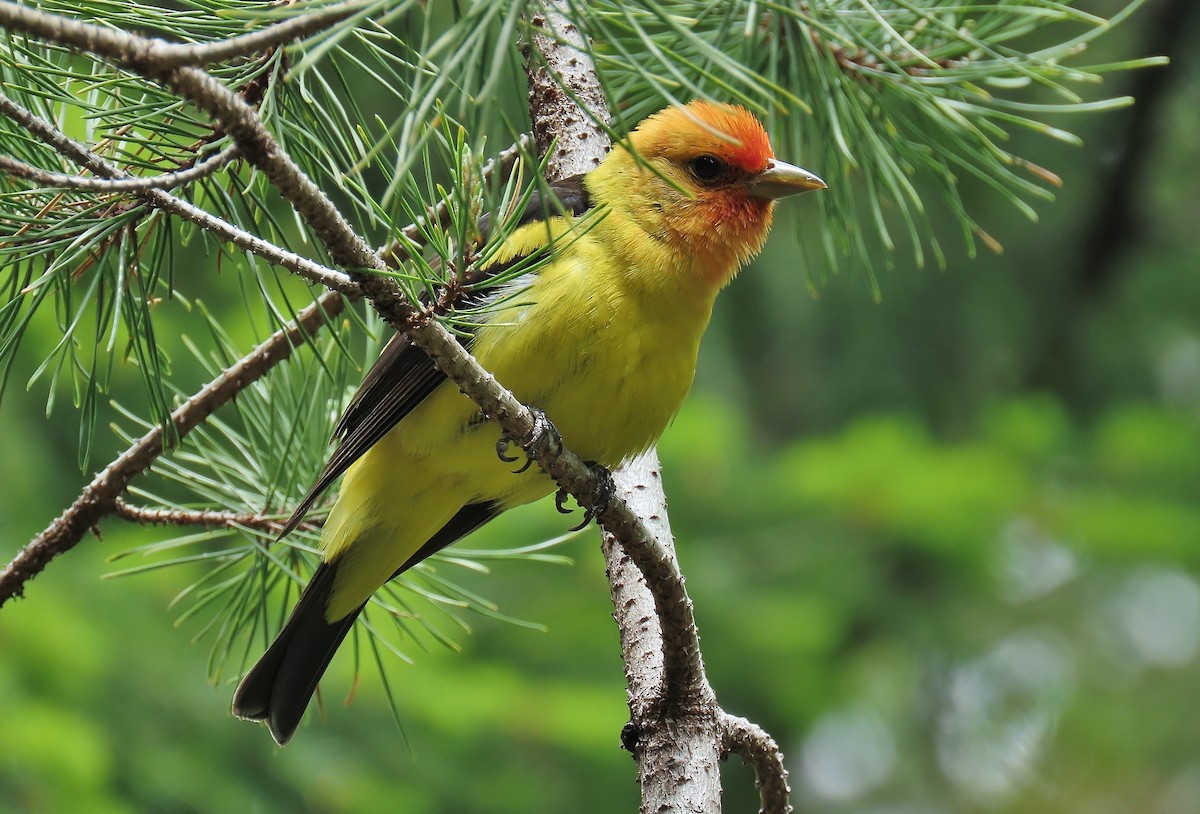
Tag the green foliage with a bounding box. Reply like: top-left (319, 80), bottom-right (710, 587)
top-left (0, 0), bottom-right (1190, 812)
top-left (569, 0), bottom-right (1164, 281)
top-left (5, 393), bottom-right (1199, 812)
top-left (667, 395), bottom-right (1200, 812)
top-left (0, 0), bottom-right (1160, 447)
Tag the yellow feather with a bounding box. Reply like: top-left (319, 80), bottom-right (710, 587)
top-left (322, 200), bottom-right (719, 619)
top-left (234, 102), bottom-right (824, 744)
top-left (321, 106), bottom-right (784, 618)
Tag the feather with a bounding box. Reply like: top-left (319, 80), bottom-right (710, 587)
top-left (276, 176), bottom-right (593, 538)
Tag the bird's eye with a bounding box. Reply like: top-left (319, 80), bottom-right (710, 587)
top-left (688, 154), bottom-right (725, 183)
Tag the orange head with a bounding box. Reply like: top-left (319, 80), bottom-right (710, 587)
top-left (592, 101), bottom-right (825, 289)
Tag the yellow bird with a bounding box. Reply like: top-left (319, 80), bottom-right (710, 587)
top-left (233, 101), bottom-right (825, 744)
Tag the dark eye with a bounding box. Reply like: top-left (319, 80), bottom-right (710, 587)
top-left (688, 154), bottom-right (725, 182)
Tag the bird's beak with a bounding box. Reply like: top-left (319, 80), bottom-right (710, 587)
top-left (746, 159), bottom-right (827, 200)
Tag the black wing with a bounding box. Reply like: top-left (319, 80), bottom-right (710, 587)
top-left (277, 175), bottom-right (593, 537)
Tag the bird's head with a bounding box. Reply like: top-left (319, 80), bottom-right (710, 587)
top-left (597, 101), bottom-right (825, 289)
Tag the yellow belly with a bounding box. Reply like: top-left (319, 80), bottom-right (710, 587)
top-left (320, 239), bottom-right (716, 621)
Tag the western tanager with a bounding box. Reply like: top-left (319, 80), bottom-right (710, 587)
top-left (233, 101), bottom-right (825, 744)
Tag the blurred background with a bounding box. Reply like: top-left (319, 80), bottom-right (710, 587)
top-left (1, 1), bottom-right (1198, 812)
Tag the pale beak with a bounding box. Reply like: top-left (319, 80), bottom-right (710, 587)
top-left (746, 159), bottom-right (827, 200)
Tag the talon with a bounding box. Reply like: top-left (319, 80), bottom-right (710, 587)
top-left (567, 510), bottom-right (594, 532)
top-left (555, 486), bottom-right (574, 514)
top-left (524, 407), bottom-right (564, 459)
top-left (503, 407), bottom-right (564, 474)
top-left (557, 462), bottom-right (614, 532)
top-left (496, 435), bottom-right (519, 464)
top-left (586, 461), bottom-right (615, 517)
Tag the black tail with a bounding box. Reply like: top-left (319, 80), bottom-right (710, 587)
top-left (233, 501), bottom-right (502, 744)
top-left (232, 562), bottom-right (363, 746)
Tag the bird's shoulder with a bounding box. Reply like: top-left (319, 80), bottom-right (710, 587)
top-left (470, 174), bottom-right (595, 279)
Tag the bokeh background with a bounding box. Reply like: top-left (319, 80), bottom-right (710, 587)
top-left (2, 1), bottom-right (1198, 812)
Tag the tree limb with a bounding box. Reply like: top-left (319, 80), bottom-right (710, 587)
top-left (0, 90), bottom-right (359, 294)
top-left (526, 2), bottom-right (791, 812)
top-left (0, 290), bottom-right (345, 606)
top-left (0, 143), bottom-right (240, 192)
top-left (721, 713), bottom-right (793, 813)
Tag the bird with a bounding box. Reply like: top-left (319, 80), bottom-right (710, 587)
top-left (232, 100), bottom-right (826, 745)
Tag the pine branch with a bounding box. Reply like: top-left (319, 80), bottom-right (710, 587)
top-left (113, 497), bottom-right (321, 534)
top-left (0, 3), bottom-right (662, 646)
top-left (0, 290), bottom-right (344, 605)
top-left (0, 90), bottom-right (358, 294)
top-left (0, 143), bottom-right (240, 191)
top-left (527, 3), bottom-right (790, 811)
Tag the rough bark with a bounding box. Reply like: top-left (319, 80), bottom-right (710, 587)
top-left (526, 3), bottom-right (790, 812)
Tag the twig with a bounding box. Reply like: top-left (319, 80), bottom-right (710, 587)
top-left (0, 90), bottom-right (358, 295)
top-left (721, 713), bottom-right (793, 814)
top-left (0, 7), bottom-right (654, 617)
top-left (0, 291), bottom-right (344, 606)
top-left (113, 497), bottom-right (321, 534)
top-left (0, 143), bottom-right (240, 192)
top-left (145, 1), bottom-right (368, 67)
top-left (0, 0), bottom-right (362, 68)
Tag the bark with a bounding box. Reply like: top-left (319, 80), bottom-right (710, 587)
top-left (0, 4), bottom-right (796, 809)
top-left (526, 4), bottom-right (790, 812)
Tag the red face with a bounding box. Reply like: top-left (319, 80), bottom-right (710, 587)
top-left (630, 102), bottom-right (780, 282)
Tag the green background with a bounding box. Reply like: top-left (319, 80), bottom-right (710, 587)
top-left (2, 3), bottom-right (1199, 812)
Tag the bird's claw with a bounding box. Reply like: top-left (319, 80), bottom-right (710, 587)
top-left (555, 486), bottom-right (574, 515)
top-left (557, 461), bottom-right (614, 532)
top-left (523, 407), bottom-right (564, 459)
top-left (496, 407), bottom-right (563, 474)
top-left (495, 435), bottom-right (520, 464)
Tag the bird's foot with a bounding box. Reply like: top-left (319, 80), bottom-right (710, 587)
top-left (556, 460), bottom-right (615, 532)
top-left (495, 407), bottom-right (563, 474)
